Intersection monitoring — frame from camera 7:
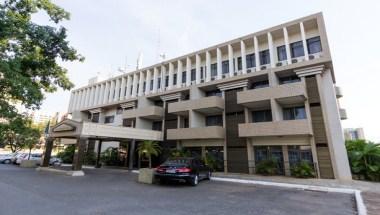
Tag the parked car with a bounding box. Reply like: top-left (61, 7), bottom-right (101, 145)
top-left (0, 153), bottom-right (17, 164)
top-left (49, 157), bottom-right (62, 166)
top-left (155, 157), bottom-right (212, 186)
top-left (15, 153), bottom-right (42, 165)
top-left (14, 153), bottom-right (28, 164)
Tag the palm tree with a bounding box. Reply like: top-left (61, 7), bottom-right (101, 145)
top-left (136, 140), bottom-right (161, 168)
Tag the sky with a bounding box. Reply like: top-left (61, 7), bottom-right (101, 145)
top-left (32, 0), bottom-right (380, 142)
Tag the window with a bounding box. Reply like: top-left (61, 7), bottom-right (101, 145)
top-left (150, 80), bottom-right (153, 90)
top-left (200, 67), bottom-right (204, 79)
top-left (154, 100), bottom-right (163, 107)
top-left (283, 106), bottom-right (306, 120)
top-left (222, 60), bottom-right (229, 74)
top-left (279, 75), bottom-right (300, 84)
top-left (116, 107), bottom-right (123, 115)
top-left (182, 71), bottom-right (186, 83)
top-left (259, 50), bottom-right (270, 65)
top-left (165, 76), bottom-right (169, 87)
top-left (206, 115), bottom-right (223, 126)
top-left (123, 119), bottom-right (135, 128)
top-left (91, 113), bottom-right (99, 123)
top-left (143, 82), bottom-right (146, 92)
top-left (288, 145), bottom-right (313, 168)
top-left (152, 121), bottom-right (162, 131)
top-left (104, 116), bottom-right (114, 124)
top-left (237, 57), bottom-right (242, 70)
top-left (252, 110), bottom-right (272, 123)
top-left (246, 53), bottom-right (256, 68)
top-left (191, 69), bottom-right (196, 81)
top-left (251, 80), bottom-right (269, 89)
top-left (206, 89), bottom-right (222, 97)
top-left (173, 73), bottom-right (177, 85)
top-left (277, 45), bottom-right (287, 61)
top-left (157, 77), bottom-right (161, 89)
top-left (290, 41), bottom-right (304, 58)
top-left (211, 63), bottom-right (217, 77)
top-left (307, 36), bottom-right (322, 54)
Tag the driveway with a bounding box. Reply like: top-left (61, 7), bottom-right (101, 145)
top-left (0, 165), bottom-right (356, 215)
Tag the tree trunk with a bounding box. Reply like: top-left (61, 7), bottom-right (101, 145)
top-left (28, 148), bottom-right (32, 160)
top-left (149, 156), bottom-right (152, 168)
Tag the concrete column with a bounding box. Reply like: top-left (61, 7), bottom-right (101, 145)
top-left (205, 51), bottom-right (211, 82)
top-left (283, 27), bottom-right (292, 65)
top-left (177, 60), bottom-right (182, 88)
top-left (76, 91), bottom-right (82, 109)
top-left (152, 67), bottom-right (158, 93)
top-left (186, 57), bottom-right (191, 86)
top-left (108, 80), bottom-right (115, 102)
top-left (270, 98), bottom-right (282, 121)
top-left (240, 40), bottom-right (247, 74)
top-left (254, 36), bottom-right (260, 71)
top-left (72, 137), bottom-right (86, 171)
top-left (195, 54), bottom-right (201, 84)
top-left (114, 78), bottom-right (121, 101)
top-left (145, 70), bottom-right (152, 94)
top-left (95, 140), bottom-right (102, 168)
top-left (138, 72), bottom-right (145, 96)
top-left (216, 48), bottom-right (222, 80)
top-left (73, 91), bottom-right (80, 110)
top-left (126, 75), bottom-right (132, 98)
top-left (300, 22), bottom-right (309, 61)
top-left (102, 82), bottom-right (109, 104)
top-left (68, 92), bottom-right (74, 112)
top-left (247, 141), bottom-right (254, 174)
top-left (84, 88), bottom-right (90, 108)
top-left (120, 76), bottom-right (126, 99)
top-left (160, 66), bottom-right (166, 91)
top-left (131, 73), bottom-right (138, 98)
top-left (94, 85), bottom-right (100, 106)
top-left (128, 139), bottom-right (136, 170)
top-left (99, 83), bottom-right (105, 105)
top-left (282, 145), bottom-right (291, 176)
top-left (41, 138), bottom-right (54, 167)
top-left (86, 88), bottom-right (92, 107)
top-left (91, 86), bottom-right (96, 106)
top-left (267, 32), bottom-right (275, 68)
top-left (228, 44), bottom-right (234, 77)
top-left (268, 70), bottom-right (278, 87)
top-left (168, 63), bottom-right (174, 89)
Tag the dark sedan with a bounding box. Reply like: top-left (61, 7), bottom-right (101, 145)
top-left (155, 157), bottom-right (212, 186)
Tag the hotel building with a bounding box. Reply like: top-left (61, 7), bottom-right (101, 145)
top-left (44, 12), bottom-right (351, 180)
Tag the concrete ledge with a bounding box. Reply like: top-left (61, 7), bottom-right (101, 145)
top-left (36, 167), bottom-right (85, 177)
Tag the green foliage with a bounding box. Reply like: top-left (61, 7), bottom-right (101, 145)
top-left (56, 145), bottom-right (75, 163)
top-left (0, 0), bottom-right (83, 123)
top-left (169, 148), bottom-right (191, 158)
top-left (291, 161), bottom-right (316, 178)
top-left (256, 159), bottom-right (278, 176)
top-left (203, 153), bottom-right (220, 171)
top-left (100, 147), bottom-right (120, 166)
top-left (83, 151), bottom-right (96, 166)
top-left (136, 140), bottom-right (161, 168)
top-left (346, 140), bottom-right (380, 182)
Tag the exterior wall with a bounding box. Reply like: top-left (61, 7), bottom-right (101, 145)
top-left (66, 13), bottom-right (351, 179)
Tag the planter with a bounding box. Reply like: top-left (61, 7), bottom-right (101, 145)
top-left (138, 168), bottom-right (155, 184)
top-left (20, 160), bottom-right (39, 168)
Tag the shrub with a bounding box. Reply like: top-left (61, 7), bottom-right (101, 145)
top-left (169, 149), bottom-right (191, 158)
top-left (256, 159), bottom-right (278, 175)
top-left (56, 145), bottom-right (75, 163)
top-left (291, 161), bottom-right (315, 178)
top-left (83, 151), bottom-right (96, 165)
top-left (100, 147), bottom-right (120, 166)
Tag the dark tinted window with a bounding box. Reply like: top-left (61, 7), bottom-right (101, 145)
top-left (259, 50), bottom-right (270, 65)
top-left (279, 75), bottom-right (301, 84)
top-left (116, 107), bottom-right (123, 115)
top-left (182, 71), bottom-right (186, 83)
top-left (211, 63), bottom-right (217, 77)
top-left (251, 80), bottom-right (269, 89)
top-left (290, 41), bottom-right (304, 58)
top-left (283, 106), bottom-right (306, 120)
top-left (222, 60), bottom-right (229, 74)
top-left (191, 69), bottom-right (196, 81)
top-left (252, 110), bottom-right (272, 122)
top-left (206, 115), bottom-right (223, 126)
top-left (105, 116), bottom-right (114, 124)
top-left (237, 57), bottom-right (242, 70)
top-left (277, 45), bottom-right (287, 61)
top-left (206, 89), bottom-right (222, 97)
top-left (173, 73), bottom-right (177, 85)
top-left (307, 36), bottom-right (322, 54)
top-left (165, 76), bottom-right (169, 87)
top-left (246, 53), bottom-right (256, 68)
top-left (152, 121), bottom-right (162, 131)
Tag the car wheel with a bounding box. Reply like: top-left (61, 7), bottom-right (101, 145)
top-left (190, 175), bottom-right (199, 186)
top-left (205, 171), bottom-right (211, 180)
top-left (4, 159), bottom-right (11, 164)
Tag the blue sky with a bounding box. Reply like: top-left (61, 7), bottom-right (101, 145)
top-left (33, 0), bottom-right (380, 142)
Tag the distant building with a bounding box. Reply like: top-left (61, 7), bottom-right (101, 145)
top-left (344, 128), bottom-right (365, 141)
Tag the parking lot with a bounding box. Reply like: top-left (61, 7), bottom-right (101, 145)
top-left (0, 164), bottom-right (356, 215)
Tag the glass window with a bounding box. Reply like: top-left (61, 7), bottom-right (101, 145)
top-left (222, 60), bottom-right (229, 74)
top-left (237, 57), bottom-right (242, 71)
top-left (206, 115), bottom-right (223, 126)
top-left (173, 73), bottom-right (177, 85)
top-left (191, 69), bottom-right (196, 81)
top-left (279, 75), bottom-right (301, 84)
top-left (200, 67), bottom-right (204, 79)
top-left (206, 89), bottom-right (222, 97)
top-left (307, 36), bottom-right (322, 54)
top-left (288, 145), bottom-right (313, 168)
top-left (259, 50), bottom-right (270, 65)
top-left (150, 80), bottom-right (153, 90)
top-left (290, 41), bottom-right (304, 58)
top-left (246, 53), bottom-right (256, 68)
top-left (277, 45), bottom-right (287, 61)
top-left (116, 107), bottom-right (123, 115)
top-left (165, 76), bottom-right (169, 87)
top-left (283, 106), bottom-right (306, 120)
top-left (251, 80), bottom-right (269, 89)
top-left (91, 113), bottom-right (99, 123)
top-left (143, 82), bottom-right (146, 93)
top-left (211, 63), bottom-right (217, 77)
top-left (252, 110), bottom-right (272, 123)
top-left (104, 116), bottom-right (114, 124)
top-left (182, 71), bottom-right (186, 83)
top-left (152, 121), bottom-right (162, 131)
top-left (157, 78), bottom-right (161, 89)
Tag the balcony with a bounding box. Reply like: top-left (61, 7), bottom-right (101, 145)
top-left (167, 126), bottom-right (225, 140)
top-left (238, 119), bottom-right (312, 137)
top-left (335, 86), bottom-right (343, 98)
top-left (237, 82), bottom-right (306, 107)
top-left (168, 96), bottom-right (224, 115)
top-left (122, 106), bottom-right (164, 120)
top-left (339, 108), bottom-right (347, 120)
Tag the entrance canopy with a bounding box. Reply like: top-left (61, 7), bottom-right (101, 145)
top-left (49, 119), bottom-right (163, 141)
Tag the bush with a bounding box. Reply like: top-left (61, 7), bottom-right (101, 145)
top-left (169, 149), bottom-right (191, 158)
top-left (291, 161), bottom-right (315, 178)
top-left (56, 145), bottom-right (75, 163)
top-left (83, 151), bottom-right (96, 165)
top-left (100, 147), bottom-right (121, 166)
top-left (256, 159), bottom-right (278, 176)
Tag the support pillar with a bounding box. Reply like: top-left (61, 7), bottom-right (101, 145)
top-left (128, 139), bottom-right (136, 170)
top-left (95, 140), bottom-right (102, 168)
top-left (72, 137), bottom-right (86, 171)
top-left (41, 138), bottom-right (54, 167)
top-left (282, 145), bottom-right (291, 176)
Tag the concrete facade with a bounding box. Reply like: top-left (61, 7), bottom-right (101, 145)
top-left (61, 13), bottom-right (351, 180)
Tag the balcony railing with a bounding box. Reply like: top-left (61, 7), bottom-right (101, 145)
top-left (168, 96), bottom-right (224, 115)
top-left (167, 126), bottom-right (225, 140)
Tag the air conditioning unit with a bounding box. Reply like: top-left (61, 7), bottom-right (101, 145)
top-left (211, 77), bottom-right (215, 81)
top-left (234, 72), bottom-right (238, 76)
top-left (201, 79), bottom-right (204, 83)
top-left (261, 65), bottom-right (267, 70)
top-left (309, 54), bottom-right (315, 60)
top-left (276, 62), bottom-right (282, 67)
top-left (247, 69), bottom-right (251, 73)
top-left (292, 58), bottom-right (298, 64)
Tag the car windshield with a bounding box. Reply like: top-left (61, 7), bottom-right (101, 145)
top-left (162, 158), bottom-right (192, 166)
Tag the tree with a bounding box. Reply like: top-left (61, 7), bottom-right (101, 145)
top-left (0, 0), bottom-right (83, 123)
top-left (136, 140), bottom-right (161, 168)
top-left (23, 126), bottom-right (40, 159)
top-left (0, 115), bottom-right (29, 152)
